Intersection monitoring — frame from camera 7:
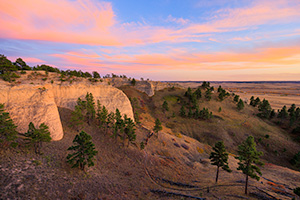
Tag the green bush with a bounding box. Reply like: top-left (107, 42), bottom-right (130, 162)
top-left (294, 187), bottom-right (300, 196)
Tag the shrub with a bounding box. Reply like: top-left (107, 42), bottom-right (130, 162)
top-left (294, 187), bottom-right (300, 196)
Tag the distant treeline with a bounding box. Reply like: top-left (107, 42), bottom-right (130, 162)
top-left (0, 54), bottom-right (128, 81)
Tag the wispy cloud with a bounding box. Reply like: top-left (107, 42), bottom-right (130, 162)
top-left (1, 0), bottom-right (299, 46)
top-left (166, 15), bottom-right (189, 25)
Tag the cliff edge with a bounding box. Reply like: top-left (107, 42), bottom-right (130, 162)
top-left (0, 80), bottom-right (133, 141)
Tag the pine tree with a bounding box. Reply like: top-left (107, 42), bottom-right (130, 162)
top-left (258, 99), bottom-right (272, 119)
top-left (235, 136), bottom-right (264, 194)
top-left (67, 131), bottom-right (98, 171)
top-left (131, 78), bottom-right (136, 86)
top-left (123, 115), bottom-right (136, 147)
top-left (249, 96), bottom-right (255, 106)
top-left (107, 112), bottom-right (115, 130)
top-left (234, 95), bottom-right (240, 102)
top-left (96, 101), bottom-right (108, 130)
top-left (290, 151), bottom-right (300, 170)
top-left (253, 97), bottom-right (261, 107)
top-left (180, 105), bottom-right (186, 117)
top-left (194, 88), bottom-right (202, 99)
top-left (277, 105), bottom-right (288, 120)
top-left (114, 109), bottom-right (124, 139)
top-left (184, 87), bottom-right (192, 98)
top-left (188, 107), bottom-right (193, 118)
top-left (209, 141), bottom-right (232, 183)
top-left (25, 122), bottom-right (51, 154)
top-left (217, 85), bottom-right (222, 93)
top-left (237, 99), bottom-right (245, 110)
top-left (92, 71), bottom-right (100, 78)
top-left (162, 100), bottom-right (169, 112)
top-left (85, 92), bottom-right (95, 125)
top-left (70, 98), bottom-right (85, 129)
top-left (205, 88), bottom-right (212, 101)
top-left (0, 103), bottom-right (18, 145)
top-left (153, 118), bottom-right (162, 137)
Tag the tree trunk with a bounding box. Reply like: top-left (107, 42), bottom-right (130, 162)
top-left (245, 174), bottom-right (248, 194)
top-left (123, 132), bottom-right (126, 147)
top-left (216, 166), bottom-right (220, 183)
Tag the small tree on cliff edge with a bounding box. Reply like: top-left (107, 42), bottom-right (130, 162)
top-left (0, 103), bottom-right (18, 146)
top-left (236, 136), bottom-right (264, 195)
top-left (67, 131), bottom-right (98, 171)
top-left (153, 118), bottom-right (162, 137)
top-left (209, 141), bottom-right (231, 183)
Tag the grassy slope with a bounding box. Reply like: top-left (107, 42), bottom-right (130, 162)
top-left (1, 83), bottom-right (300, 199)
top-left (120, 85), bottom-right (300, 169)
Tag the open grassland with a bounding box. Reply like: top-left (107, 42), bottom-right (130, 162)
top-left (174, 82), bottom-right (300, 110)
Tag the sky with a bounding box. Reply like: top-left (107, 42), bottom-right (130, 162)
top-left (0, 0), bottom-right (300, 81)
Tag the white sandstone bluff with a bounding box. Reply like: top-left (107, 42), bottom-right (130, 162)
top-left (0, 82), bottom-right (134, 141)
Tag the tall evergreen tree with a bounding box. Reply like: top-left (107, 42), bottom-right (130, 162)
top-left (85, 92), bottom-right (95, 125)
top-left (234, 95), bottom-right (240, 102)
top-left (131, 78), bottom-right (136, 86)
top-left (162, 100), bottom-right (169, 112)
top-left (235, 136), bottom-right (264, 194)
top-left (184, 87), bottom-right (192, 98)
top-left (67, 131), bottom-right (98, 171)
top-left (253, 97), bottom-right (261, 107)
top-left (153, 118), bottom-right (162, 137)
top-left (0, 103), bottom-right (18, 146)
top-left (70, 98), bottom-right (85, 129)
top-left (114, 109), bottom-right (124, 139)
top-left (205, 88), bottom-right (212, 101)
top-left (123, 115), bottom-right (136, 147)
top-left (194, 88), bottom-right (202, 99)
top-left (180, 105), bottom-right (186, 117)
top-left (277, 105), bottom-right (288, 120)
top-left (290, 151), bottom-right (300, 170)
top-left (258, 99), bottom-right (272, 119)
top-left (249, 96), bottom-right (255, 106)
top-left (237, 99), bottom-right (245, 110)
top-left (92, 71), bottom-right (100, 78)
top-left (209, 141), bottom-right (232, 183)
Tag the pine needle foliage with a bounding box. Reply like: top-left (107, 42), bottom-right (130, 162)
top-left (153, 118), bottom-right (162, 137)
top-left (0, 103), bottom-right (18, 145)
top-left (24, 122), bottom-right (51, 154)
top-left (209, 141), bottom-right (231, 183)
top-left (235, 136), bottom-right (264, 194)
top-left (67, 131), bottom-right (98, 171)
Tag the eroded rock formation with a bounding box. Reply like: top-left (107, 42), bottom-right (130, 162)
top-left (0, 82), bottom-right (133, 141)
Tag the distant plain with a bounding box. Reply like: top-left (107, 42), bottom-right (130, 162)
top-left (173, 81), bottom-right (300, 110)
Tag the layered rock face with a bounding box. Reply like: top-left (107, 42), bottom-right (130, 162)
top-left (0, 82), bottom-right (133, 141)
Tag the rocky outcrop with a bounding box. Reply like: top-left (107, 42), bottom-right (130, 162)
top-left (0, 82), bottom-right (133, 141)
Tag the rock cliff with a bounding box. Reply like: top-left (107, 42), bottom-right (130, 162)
top-left (106, 77), bottom-right (182, 96)
top-left (0, 81), bottom-right (133, 141)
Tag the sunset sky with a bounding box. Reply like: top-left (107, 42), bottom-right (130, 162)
top-left (1, 0), bottom-right (300, 81)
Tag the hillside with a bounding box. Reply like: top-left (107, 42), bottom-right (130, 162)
top-left (1, 107), bottom-right (300, 200)
top-left (1, 69), bottom-right (300, 199)
top-left (120, 85), bottom-right (300, 169)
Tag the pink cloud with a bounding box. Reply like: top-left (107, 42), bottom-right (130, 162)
top-left (48, 44), bottom-right (300, 73)
top-left (1, 0), bottom-right (299, 46)
top-left (8, 56), bottom-right (45, 64)
top-left (0, 0), bottom-right (119, 45)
